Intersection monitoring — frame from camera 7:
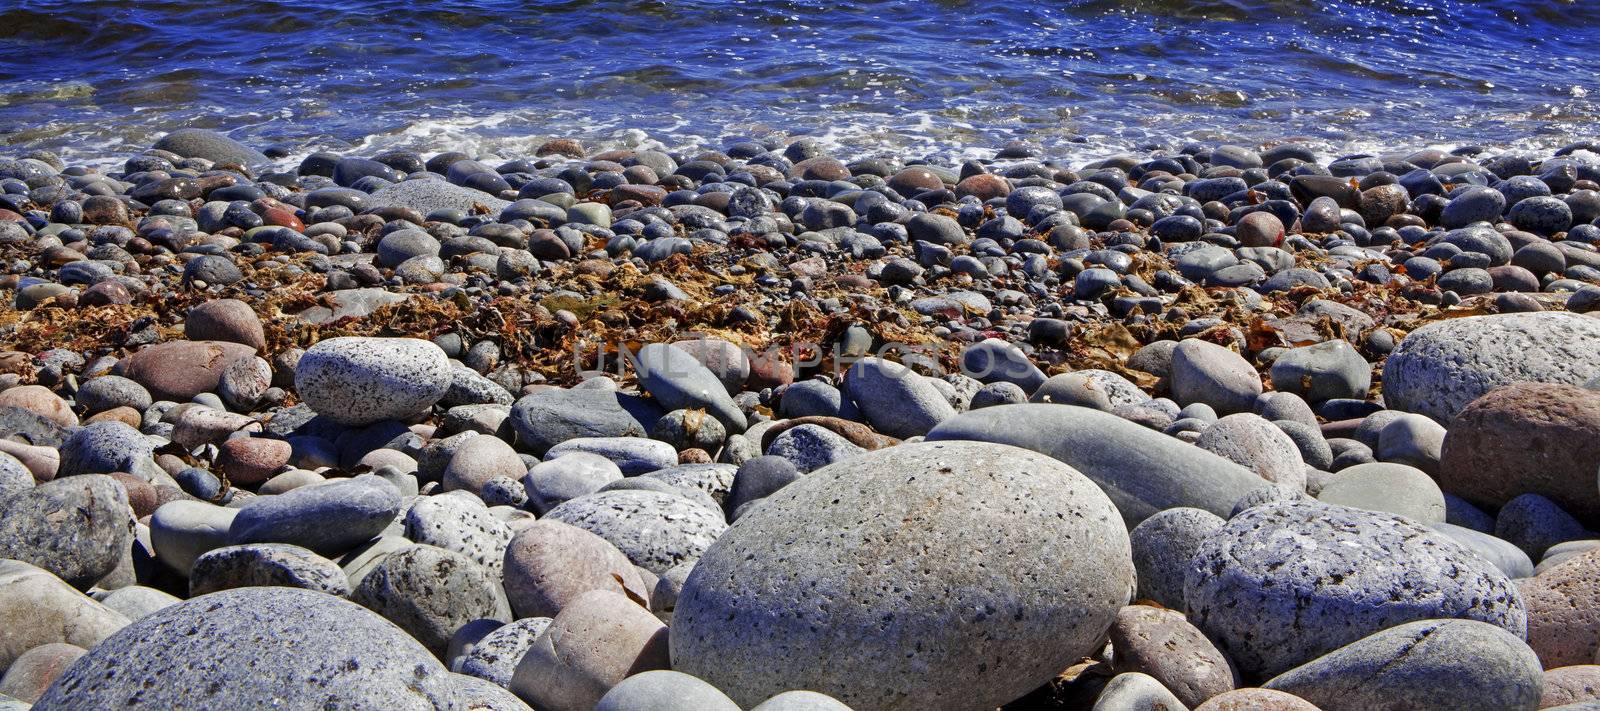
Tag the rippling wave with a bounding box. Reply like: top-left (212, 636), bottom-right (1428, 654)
top-left (0, 0), bottom-right (1595, 164)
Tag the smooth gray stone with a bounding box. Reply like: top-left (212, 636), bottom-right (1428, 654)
top-left (725, 456), bottom-right (801, 516)
top-left (150, 500), bottom-right (239, 575)
top-left (844, 357), bottom-right (956, 439)
top-left (926, 404), bottom-right (1266, 526)
top-left (1430, 522), bottom-right (1536, 579)
top-left (95, 585), bottom-right (181, 621)
top-left (671, 441), bottom-right (1134, 711)
top-left (1315, 462), bottom-right (1445, 522)
top-left (1170, 339), bottom-right (1262, 415)
top-left (543, 437), bottom-right (677, 476)
top-left (1383, 312), bottom-right (1600, 422)
top-left (510, 387), bottom-right (660, 456)
top-left (595, 670), bottom-right (742, 711)
top-left (1185, 500), bottom-right (1528, 681)
top-left (0, 560), bottom-right (130, 673)
top-left (635, 343), bottom-right (748, 432)
top-left (961, 338), bottom-right (1047, 392)
top-left (778, 379), bottom-right (848, 419)
top-left (31, 587), bottom-right (462, 710)
top-left (1262, 619), bottom-right (1543, 711)
top-left (523, 452), bottom-right (623, 514)
top-left (749, 691), bottom-right (855, 711)
top-left (0, 474), bottom-right (133, 588)
top-left (1269, 339), bottom-right (1371, 403)
top-left (227, 474), bottom-right (402, 557)
top-left (153, 128), bottom-right (268, 166)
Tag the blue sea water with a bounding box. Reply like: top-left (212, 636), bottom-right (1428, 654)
top-left (0, 0), bottom-right (1596, 164)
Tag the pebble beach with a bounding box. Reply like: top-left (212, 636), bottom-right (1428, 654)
top-left (5, 1), bottom-right (1600, 710)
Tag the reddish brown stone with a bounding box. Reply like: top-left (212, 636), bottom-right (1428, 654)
top-left (79, 281), bottom-right (133, 307)
top-left (1108, 605), bottom-right (1237, 707)
top-left (261, 206), bottom-right (305, 232)
top-left (745, 351), bottom-right (794, 390)
top-left (107, 472), bottom-right (158, 519)
top-left (955, 173), bottom-right (1011, 201)
top-left (1440, 382), bottom-right (1600, 522)
top-left (1521, 548), bottom-right (1600, 669)
top-left (184, 299), bottom-right (267, 351)
top-left (610, 184), bottom-right (667, 206)
top-left (115, 340), bottom-right (257, 402)
top-left (85, 406), bottom-right (141, 428)
top-left (759, 416), bottom-right (900, 452)
top-left (886, 166), bottom-right (945, 195)
top-left (678, 448), bottom-right (712, 464)
top-left (217, 437), bottom-right (293, 486)
top-left (537, 138), bottom-right (587, 158)
top-left (788, 157), bottom-right (851, 182)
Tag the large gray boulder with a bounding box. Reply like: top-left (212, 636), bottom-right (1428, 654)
top-left (31, 587), bottom-right (462, 709)
top-left (926, 404), bottom-right (1266, 525)
top-left (295, 337), bottom-right (452, 426)
top-left (1185, 501), bottom-right (1528, 681)
top-left (1383, 312), bottom-right (1600, 422)
top-left (1170, 340), bottom-right (1262, 415)
top-left (351, 543), bottom-right (512, 656)
top-left (671, 441), bottom-right (1135, 711)
top-left (1262, 619), bottom-right (1543, 711)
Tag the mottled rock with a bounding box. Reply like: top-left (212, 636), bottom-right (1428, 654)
top-left (1109, 605), bottom-right (1237, 707)
top-left (31, 586), bottom-right (462, 709)
top-left (1130, 507), bottom-right (1226, 610)
top-left (1383, 312), bottom-right (1600, 422)
top-left (1186, 501), bottom-right (1527, 680)
top-left (0, 474), bottom-right (133, 588)
top-left (1521, 548), bottom-right (1600, 668)
top-left (189, 543), bottom-right (351, 597)
top-left (295, 337), bottom-right (452, 426)
top-left (545, 489), bottom-right (728, 574)
top-left (351, 543), bottom-right (511, 656)
top-left (671, 442), bottom-right (1134, 710)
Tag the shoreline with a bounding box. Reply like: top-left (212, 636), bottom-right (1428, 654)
top-left (2, 126), bottom-right (1599, 709)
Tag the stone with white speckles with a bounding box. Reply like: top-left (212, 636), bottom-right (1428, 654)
top-left (295, 337), bottom-right (452, 426)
